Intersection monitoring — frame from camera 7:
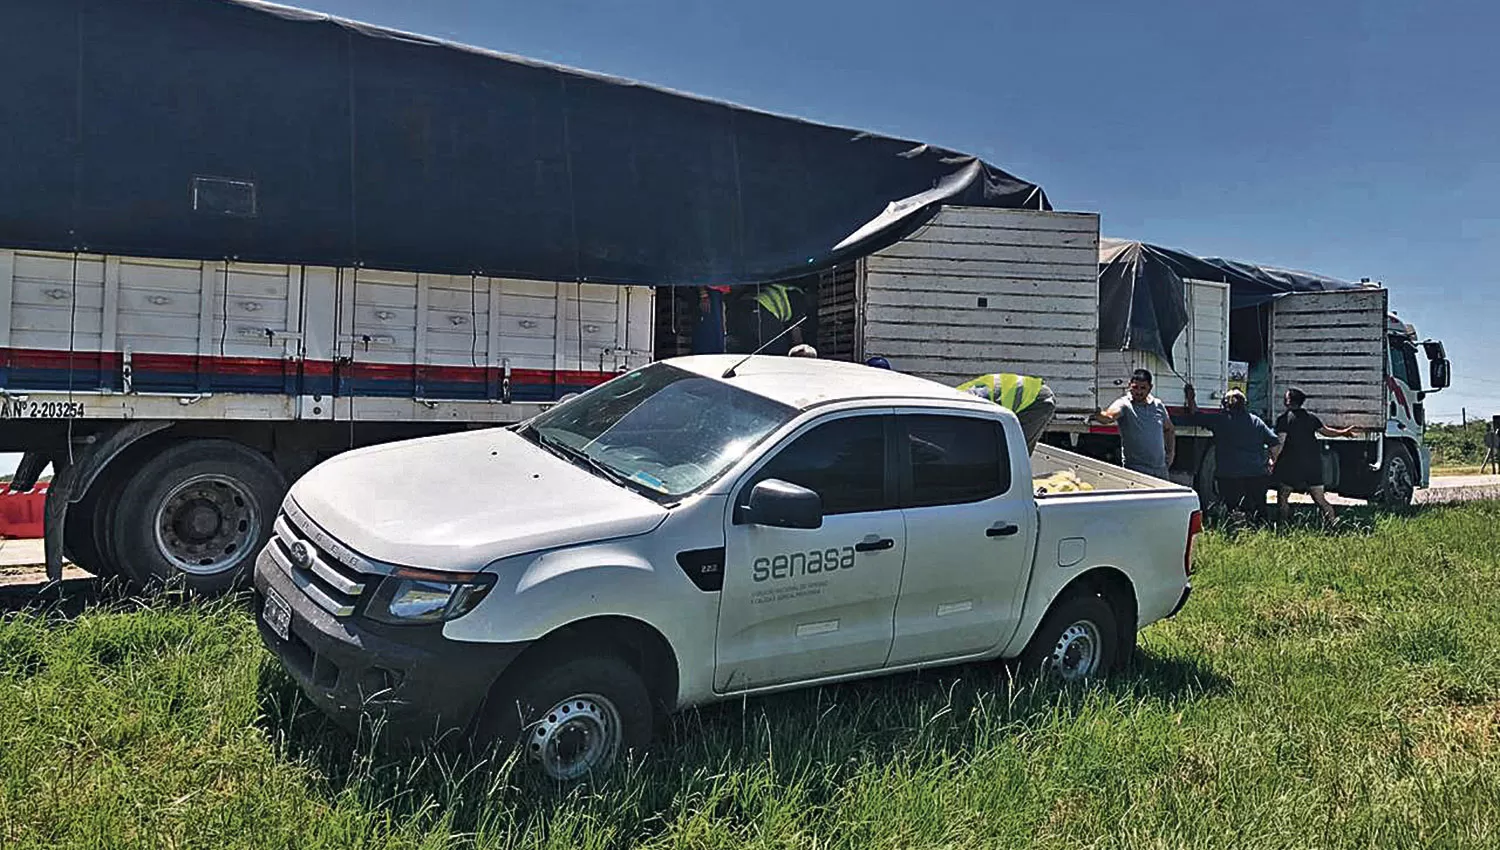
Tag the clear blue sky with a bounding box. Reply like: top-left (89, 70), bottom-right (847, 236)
top-left (307, 0), bottom-right (1497, 421)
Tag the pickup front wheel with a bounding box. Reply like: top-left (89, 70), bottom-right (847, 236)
top-left (1018, 591), bottom-right (1119, 683)
top-left (477, 653), bottom-right (654, 782)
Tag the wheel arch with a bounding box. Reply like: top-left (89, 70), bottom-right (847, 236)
top-left (498, 614), bottom-right (681, 714)
top-left (1053, 566), bottom-right (1139, 671)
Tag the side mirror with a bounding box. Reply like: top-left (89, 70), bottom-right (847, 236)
top-left (1422, 340), bottom-right (1446, 360)
top-left (1429, 358), bottom-right (1451, 390)
top-left (738, 479), bottom-right (823, 529)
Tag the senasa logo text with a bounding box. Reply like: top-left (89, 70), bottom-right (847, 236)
top-left (752, 547), bottom-right (855, 582)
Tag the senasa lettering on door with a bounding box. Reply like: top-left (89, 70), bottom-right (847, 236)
top-left (752, 547), bottom-right (855, 582)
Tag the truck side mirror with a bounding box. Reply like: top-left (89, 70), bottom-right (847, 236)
top-left (1429, 358), bottom-right (1451, 390)
top-left (738, 479), bottom-right (823, 529)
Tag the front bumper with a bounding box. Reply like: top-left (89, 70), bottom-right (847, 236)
top-left (253, 547), bottom-right (528, 745)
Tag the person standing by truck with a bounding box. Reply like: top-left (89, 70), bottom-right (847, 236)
top-left (1183, 384), bottom-right (1279, 521)
top-left (956, 373), bottom-right (1057, 453)
top-left (1271, 387), bottom-right (1358, 525)
top-left (1091, 369), bottom-right (1175, 480)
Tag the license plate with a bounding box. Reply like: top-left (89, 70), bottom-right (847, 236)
top-left (262, 587), bottom-right (292, 641)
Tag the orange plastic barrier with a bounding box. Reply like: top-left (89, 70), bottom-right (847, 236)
top-left (0, 483), bottom-right (48, 539)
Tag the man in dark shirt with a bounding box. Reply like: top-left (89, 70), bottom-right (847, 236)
top-left (1271, 387), bottom-right (1357, 524)
top-left (1183, 385), bottom-right (1279, 521)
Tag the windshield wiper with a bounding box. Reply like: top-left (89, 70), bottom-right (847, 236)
top-left (526, 426), bottom-right (666, 499)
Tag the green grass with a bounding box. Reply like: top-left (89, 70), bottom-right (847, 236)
top-left (4, 503), bottom-right (1500, 849)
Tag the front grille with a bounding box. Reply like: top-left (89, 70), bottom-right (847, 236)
top-left (269, 510), bottom-right (377, 617)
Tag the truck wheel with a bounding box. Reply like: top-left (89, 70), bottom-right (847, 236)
top-left (1017, 590), bottom-right (1119, 684)
top-left (111, 440), bottom-right (287, 595)
top-left (62, 458), bottom-right (132, 580)
top-left (477, 653), bottom-right (654, 782)
top-left (1377, 441), bottom-right (1416, 510)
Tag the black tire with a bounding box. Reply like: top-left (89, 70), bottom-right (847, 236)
top-left (111, 439), bottom-right (287, 595)
top-left (62, 457), bottom-right (132, 580)
top-left (1017, 590), bottom-right (1120, 684)
top-left (1376, 440), bottom-right (1416, 510)
top-left (476, 652), bottom-right (654, 782)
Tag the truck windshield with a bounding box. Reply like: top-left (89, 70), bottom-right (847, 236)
top-left (525, 363), bottom-right (797, 499)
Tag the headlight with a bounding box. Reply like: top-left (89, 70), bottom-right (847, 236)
top-left (365, 567), bottom-right (495, 625)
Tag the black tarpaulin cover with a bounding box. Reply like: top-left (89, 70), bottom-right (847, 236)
top-left (0, 0), bottom-right (1048, 286)
top-left (1098, 238), bottom-right (1362, 365)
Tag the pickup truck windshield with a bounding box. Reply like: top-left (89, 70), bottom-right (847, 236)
top-left (527, 363), bottom-right (797, 499)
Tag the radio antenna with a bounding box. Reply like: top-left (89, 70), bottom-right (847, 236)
top-left (722, 315), bottom-right (808, 379)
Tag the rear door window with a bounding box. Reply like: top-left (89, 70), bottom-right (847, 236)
top-left (901, 415), bottom-right (1010, 507)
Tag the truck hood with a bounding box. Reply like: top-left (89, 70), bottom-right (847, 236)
top-left (287, 428), bottom-right (669, 571)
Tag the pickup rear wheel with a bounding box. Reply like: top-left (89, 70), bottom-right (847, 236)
top-left (476, 653), bottom-right (654, 782)
top-left (1018, 591), bottom-right (1119, 683)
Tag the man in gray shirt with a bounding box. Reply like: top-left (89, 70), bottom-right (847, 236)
top-left (1091, 368), bottom-right (1175, 480)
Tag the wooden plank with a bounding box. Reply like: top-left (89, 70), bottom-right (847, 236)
top-left (865, 288), bottom-right (1094, 316)
top-left (865, 256), bottom-right (1096, 282)
top-left (117, 334), bottom-right (198, 356)
top-left (10, 278), bottom-right (105, 310)
top-left (13, 305), bottom-right (103, 335)
top-left (13, 252), bottom-right (105, 284)
top-left (225, 268), bottom-right (292, 299)
top-left (415, 273), bottom-right (431, 370)
top-left (888, 355), bottom-right (1096, 381)
top-left (198, 262), bottom-right (219, 358)
top-left (896, 224), bottom-right (1098, 249)
top-left (1273, 315), bottom-right (1385, 331)
top-left (102, 256), bottom-right (121, 355)
top-left (119, 259), bottom-right (202, 293)
top-left (924, 207), bottom-right (1100, 233)
top-left (553, 284), bottom-right (568, 370)
top-left (1273, 289), bottom-right (1386, 314)
top-left (865, 304), bottom-right (1093, 332)
top-left (352, 268), bottom-right (420, 288)
top-left (0, 251), bottom-right (13, 349)
top-left (114, 285), bottom-right (202, 319)
top-left (867, 325), bottom-right (1098, 350)
top-left (486, 277), bottom-right (503, 368)
top-left (351, 280), bottom-right (417, 309)
top-left (864, 272), bottom-right (1094, 298)
top-left (876, 239), bottom-right (1097, 267)
top-left (862, 341), bottom-right (1100, 372)
top-left (1272, 340), bottom-right (1384, 355)
top-left (1277, 357), bottom-right (1385, 375)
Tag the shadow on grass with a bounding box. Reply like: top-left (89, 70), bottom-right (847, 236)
top-left (254, 645), bottom-right (1231, 836)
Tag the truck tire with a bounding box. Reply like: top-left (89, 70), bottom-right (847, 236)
top-left (476, 652), bottom-right (654, 782)
top-left (1376, 440), bottom-right (1416, 510)
top-left (62, 458), bottom-right (132, 580)
top-left (1017, 590), bottom-right (1119, 684)
top-left (110, 439), bottom-right (287, 595)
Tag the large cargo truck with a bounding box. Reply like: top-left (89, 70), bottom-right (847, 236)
top-left (0, 0), bottom-right (1054, 591)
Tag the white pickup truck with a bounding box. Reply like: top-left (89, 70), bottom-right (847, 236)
top-left (254, 356), bottom-right (1201, 780)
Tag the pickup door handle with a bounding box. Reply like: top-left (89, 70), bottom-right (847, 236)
top-left (854, 537), bottom-right (895, 552)
top-left (986, 522), bottom-right (1020, 538)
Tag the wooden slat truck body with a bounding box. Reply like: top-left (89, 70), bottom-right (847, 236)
top-left (812, 206), bottom-right (1448, 509)
top-left (0, 247), bottom-right (653, 591)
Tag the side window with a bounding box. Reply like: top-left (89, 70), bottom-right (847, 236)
top-left (1388, 344), bottom-right (1412, 387)
top-left (904, 415), bottom-right (1010, 507)
top-left (753, 416), bottom-right (890, 515)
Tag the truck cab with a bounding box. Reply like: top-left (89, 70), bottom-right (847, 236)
top-left (1382, 316), bottom-right (1451, 499)
top-left (255, 356), bottom-right (1200, 781)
